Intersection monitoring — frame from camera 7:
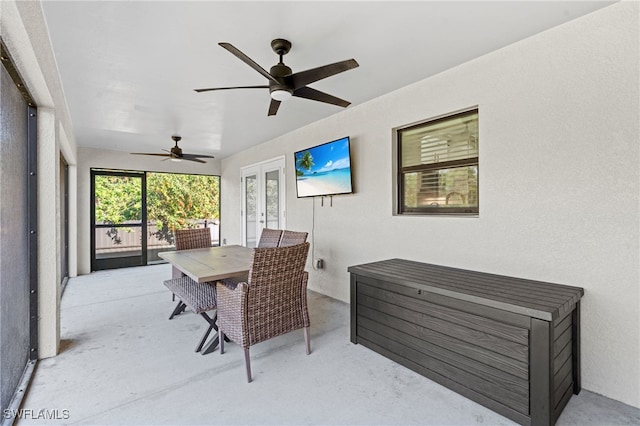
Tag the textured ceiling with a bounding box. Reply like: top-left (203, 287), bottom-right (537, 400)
top-left (41, 1), bottom-right (614, 160)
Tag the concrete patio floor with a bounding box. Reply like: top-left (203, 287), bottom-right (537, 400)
top-left (17, 264), bottom-right (640, 425)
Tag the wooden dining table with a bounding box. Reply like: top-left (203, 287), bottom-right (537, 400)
top-left (159, 244), bottom-right (253, 283)
top-left (158, 244), bottom-right (253, 354)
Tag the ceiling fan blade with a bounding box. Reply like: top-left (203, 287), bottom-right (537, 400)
top-left (219, 42), bottom-right (278, 84)
top-left (287, 59), bottom-right (359, 90)
top-left (268, 99), bottom-right (281, 116)
top-left (182, 153), bottom-right (215, 160)
top-left (293, 86), bottom-right (351, 108)
top-left (194, 85), bottom-right (269, 93)
top-left (131, 153), bottom-right (172, 157)
top-left (184, 157), bottom-right (207, 164)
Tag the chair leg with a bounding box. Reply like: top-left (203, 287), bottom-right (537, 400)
top-left (244, 349), bottom-right (252, 383)
top-left (304, 327), bottom-right (311, 355)
top-left (220, 331), bottom-right (225, 354)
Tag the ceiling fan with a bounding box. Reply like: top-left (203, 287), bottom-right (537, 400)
top-left (131, 135), bottom-right (214, 163)
top-left (194, 38), bottom-right (359, 116)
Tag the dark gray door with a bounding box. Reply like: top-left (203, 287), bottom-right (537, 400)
top-left (91, 170), bottom-right (147, 270)
top-left (0, 46), bottom-right (37, 414)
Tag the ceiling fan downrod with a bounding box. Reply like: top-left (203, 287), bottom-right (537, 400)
top-left (270, 38), bottom-right (292, 63)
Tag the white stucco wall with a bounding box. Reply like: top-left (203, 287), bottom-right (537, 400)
top-left (221, 2), bottom-right (639, 408)
top-left (76, 147), bottom-right (221, 275)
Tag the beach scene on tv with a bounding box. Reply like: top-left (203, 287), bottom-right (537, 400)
top-left (295, 137), bottom-right (353, 198)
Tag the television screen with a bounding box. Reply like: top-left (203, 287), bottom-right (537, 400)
top-left (294, 136), bottom-right (353, 198)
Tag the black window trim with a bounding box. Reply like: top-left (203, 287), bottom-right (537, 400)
top-left (396, 108), bottom-right (479, 216)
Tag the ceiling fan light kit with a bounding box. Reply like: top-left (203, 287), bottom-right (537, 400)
top-left (270, 89), bottom-right (292, 101)
top-left (194, 38), bottom-right (359, 116)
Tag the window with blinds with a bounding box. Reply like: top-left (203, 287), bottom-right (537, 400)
top-left (397, 109), bottom-right (478, 215)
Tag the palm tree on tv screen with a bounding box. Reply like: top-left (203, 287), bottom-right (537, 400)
top-left (296, 151), bottom-right (314, 176)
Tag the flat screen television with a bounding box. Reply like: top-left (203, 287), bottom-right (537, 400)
top-left (294, 136), bottom-right (353, 198)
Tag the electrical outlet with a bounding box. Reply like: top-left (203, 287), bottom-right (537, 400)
top-left (315, 259), bottom-right (324, 269)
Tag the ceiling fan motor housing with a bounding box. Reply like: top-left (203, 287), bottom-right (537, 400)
top-left (170, 135), bottom-right (183, 157)
top-left (269, 63), bottom-right (293, 97)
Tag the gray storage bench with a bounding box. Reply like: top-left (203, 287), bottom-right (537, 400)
top-left (348, 259), bottom-right (584, 426)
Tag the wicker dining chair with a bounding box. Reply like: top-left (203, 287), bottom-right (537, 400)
top-left (169, 227), bottom-right (212, 320)
top-left (174, 227), bottom-right (212, 250)
top-left (256, 228), bottom-right (282, 248)
top-left (216, 242), bottom-right (311, 382)
top-left (219, 228), bottom-right (284, 291)
top-left (278, 230), bottom-right (308, 247)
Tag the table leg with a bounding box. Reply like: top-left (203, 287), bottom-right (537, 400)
top-left (199, 311), bottom-right (220, 355)
top-left (201, 334), bottom-right (220, 355)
